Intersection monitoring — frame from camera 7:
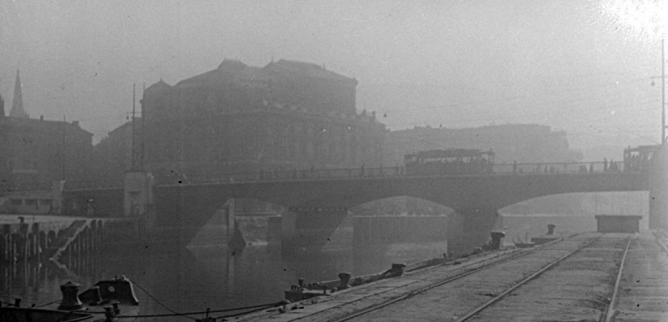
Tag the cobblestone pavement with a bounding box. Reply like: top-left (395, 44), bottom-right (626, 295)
top-left (242, 232), bottom-right (668, 322)
top-left (611, 233), bottom-right (668, 322)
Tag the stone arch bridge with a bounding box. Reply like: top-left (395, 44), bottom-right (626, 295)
top-left (63, 168), bottom-right (650, 254)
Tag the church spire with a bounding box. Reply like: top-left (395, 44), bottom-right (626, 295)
top-left (10, 70), bottom-right (29, 119)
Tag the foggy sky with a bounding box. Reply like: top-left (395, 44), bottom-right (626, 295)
top-left (0, 0), bottom-right (666, 151)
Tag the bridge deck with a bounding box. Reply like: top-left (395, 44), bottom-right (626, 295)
top-left (239, 231), bottom-right (668, 322)
top-left (58, 161), bottom-right (634, 190)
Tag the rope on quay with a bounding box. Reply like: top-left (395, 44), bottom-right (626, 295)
top-left (88, 279), bottom-right (284, 320)
top-left (34, 299), bottom-right (62, 307)
top-left (212, 304), bottom-right (279, 320)
top-left (103, 302), bottom-right (282, 319)
top-left (1, 299), bottom-right (60, 308)
top-left (129, 280), bottom-right (198, 321)
top-left (2, 284), bottom-right (281, 320)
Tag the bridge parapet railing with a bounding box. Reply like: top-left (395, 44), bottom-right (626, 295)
top-left (0, 181), bottom-right (54, 193)
top-left (153, 161), bottom-right (645, 186)
top-left (52, 160), bottom-right (647, 190)
top-left (64, 180), bottom-right (122, 190)
top-left (153, 166), bottom-right (408, 185)
top-left (491, 161), bottom-right (626, 174)
top-left (514, 160), bottom-right (639, 174)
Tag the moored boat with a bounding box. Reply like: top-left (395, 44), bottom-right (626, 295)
top-left (0, 275), bottom-right (139, 322)
top-left (0, 307), bottom-right (93, 322)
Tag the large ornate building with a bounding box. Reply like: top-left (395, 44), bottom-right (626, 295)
top-left (130, 59), bottom-right (386, 179)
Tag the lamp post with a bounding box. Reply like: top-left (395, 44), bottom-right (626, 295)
top-left (651, 38), bottom-right (666, 145)
top-left (662, 38), bottom-right (665, 145)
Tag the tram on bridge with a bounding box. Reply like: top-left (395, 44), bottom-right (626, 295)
top-left (404, 149), bottom-right (494, 176)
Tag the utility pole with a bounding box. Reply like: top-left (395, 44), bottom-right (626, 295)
top-left (61, 115), bottom-right (66, 180)
top-left (141, 83), bottom-right (146, 171)
top-left (649, 37), bottom-right (668, 230)
top-left (131, 84), bottom-right (137, 171)
top-left (651, 38), bottom-right (666, 145)
top-left (662, 38), bottom-right (666, 145)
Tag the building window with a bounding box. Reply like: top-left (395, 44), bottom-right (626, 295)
top-left (8, 158), bottom-right (39, 170)
top-left (25, 199), bottom-right (38, 206)
top-left (40, 199), bottom-right (52, 206)
top-left (11, 199), bottom-right (22, 206)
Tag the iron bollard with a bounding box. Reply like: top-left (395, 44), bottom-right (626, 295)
top-left (338, 272), bottom-right (351, 290)
top-left (547, 224), bottom-right (556, 235)
top-left (58, 281), bottom-right (83, 310)
top-left (104, 307), bottom-right (114, 322)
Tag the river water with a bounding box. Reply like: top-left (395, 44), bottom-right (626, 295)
top-left (0, 213), bottom-right (609, 321)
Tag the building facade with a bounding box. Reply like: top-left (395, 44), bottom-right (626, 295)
top-left (0, 118), bottom-right (93, 189)
top-left (91, 120), bottom-right (136, 185)
top-left (0, 71), bottom-right (94, 193)
top-left (135, 59), bottom-right (386, 180)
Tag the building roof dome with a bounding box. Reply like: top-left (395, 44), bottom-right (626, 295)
top-left (144, 79), bottom-right (172, 96)
top-left (217, 59), bottom-right (247, 72)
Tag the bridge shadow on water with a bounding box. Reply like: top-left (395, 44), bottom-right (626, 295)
top-left (3, 187), bottom-right (649, 320)
top-left (1, 235), bottom-right (439, 321)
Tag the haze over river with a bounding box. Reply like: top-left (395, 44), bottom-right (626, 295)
top-left (0, 213), bottom-right (623, 321)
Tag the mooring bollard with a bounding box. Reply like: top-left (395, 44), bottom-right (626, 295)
top-left (298, 278), bottom-right (304, 289)
top-left (104, 306), bottom-right (115, 322)
top-left (547, 224), bottom-right (556, 235)
top-left (490, 231), bottom-right (506, 250)
top-left (111, 301), bottom-right (120, 315)
top-left (337, 272), bottom-right (351, 290)
top-left (58, 281), bottom-right (83, 310)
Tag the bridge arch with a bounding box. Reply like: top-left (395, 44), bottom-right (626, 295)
top-left (124, 170), bottom-right (649, 253)
top-left (499, 191), bottom-right (649, 241)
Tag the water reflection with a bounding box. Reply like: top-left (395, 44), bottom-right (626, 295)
top-left (0, 242), bottom-right (397, 318)
top-left (1, 214), bottom-right (591, 321)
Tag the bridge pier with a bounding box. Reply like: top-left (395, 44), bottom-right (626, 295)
top-left (51, 180), bottom-right (65, 215)
top-left (281, 207), bottom-right (349, 255)
top-left (447, 208), bottom-right (502, 256)
top-left (123, 171), bottom-right (155, 240)
top-left (649, 145), bottom-right (668, 230)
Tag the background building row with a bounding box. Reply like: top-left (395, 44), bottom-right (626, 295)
top-left (0, 72), bottom-right (93, 192)
top-left (2, 61), bottom-right (581, 196)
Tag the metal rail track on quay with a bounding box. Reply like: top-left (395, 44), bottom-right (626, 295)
top-left (604, 232), bottom-right (668, 322)
top-left (335, 238), bottom-right (594, 322)
top-left (334, 234), bottom-right (605, 322)
top-left (238, 233), bottom-right (600, 322)
top-left (376, 233), bottom-right (659, 322)
top-left (453, 235), bottom-right (624, 322)
top-left (240, 233), bottom-right (663, 322)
